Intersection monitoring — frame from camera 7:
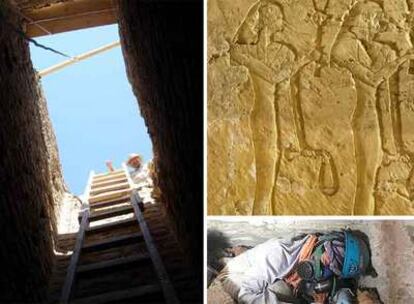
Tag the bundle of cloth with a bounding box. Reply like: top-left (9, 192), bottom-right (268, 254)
top-left (216, 230), bottom-right (378, 304)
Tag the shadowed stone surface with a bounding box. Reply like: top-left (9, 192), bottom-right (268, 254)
top-left (118, 0), bottom-right (203, 285)
top-left (0, 1), bottom-right (65, 301)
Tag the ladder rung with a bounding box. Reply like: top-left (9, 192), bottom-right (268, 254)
top-left (93, 171), bottom-right (126, 182)
top-left (89, 182), bottom-right (130, 196)
top-left (93, 174), bottom-right (126, 184)
top-left (82, 233), bottom-right (143, 252)
top-left (89, 196), bottom-right (130, 209)
top-left (91, 177), bottom-right (128, 189)
top-left (71, 285), bottom-right (162, 304)
top-left (77, 253), bottom-right (150, 275)
top-left (88, 205), bottom-right (133, 222)
top-left (89, 188), bottom-right (131, 203)
top-left (94, 169), bottom-right (124, 178)
top-left (86, 217), bottom-right (136, 233)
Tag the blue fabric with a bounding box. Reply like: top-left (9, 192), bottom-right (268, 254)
top-left (342, 232), bottom-right (361, 278)
top-left (323, 234), bottom-right (345, 276)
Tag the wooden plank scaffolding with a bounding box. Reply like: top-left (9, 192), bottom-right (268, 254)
top-left (60, 165), bottom-right (179, 304)
top-left (21, 0), bottom-right (118, 38)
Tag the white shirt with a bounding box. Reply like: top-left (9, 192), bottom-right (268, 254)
top-left (224, 236), bottom-right (310, 303)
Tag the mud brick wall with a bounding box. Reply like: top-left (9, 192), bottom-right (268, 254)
top-left (117, 0), bottom-right (203, 279)
top-left (0, 1), bottom-right (65, 301)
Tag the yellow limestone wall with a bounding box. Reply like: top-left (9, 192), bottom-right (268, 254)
top-left (208, 0), bottom-right (414, 215)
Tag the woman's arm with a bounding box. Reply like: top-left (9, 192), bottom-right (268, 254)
top-left (230, 46), bottom-right (276, 83)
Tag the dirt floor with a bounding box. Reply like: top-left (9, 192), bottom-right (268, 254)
top-left (207, 219), bottom-right (414, 303)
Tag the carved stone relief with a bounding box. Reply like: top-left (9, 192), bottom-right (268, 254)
top-left (208, 0), bottom-right (414, 215)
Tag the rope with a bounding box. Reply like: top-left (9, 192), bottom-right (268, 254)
top-left (0, 3), bottom-right (71, 59)
top-left (7, 21), bottom-right (72, 58)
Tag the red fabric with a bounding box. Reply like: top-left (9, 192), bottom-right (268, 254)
top-left (284, 235), bottom-right (318, 289)
top-left (284, 235), bottom-right (329, 304)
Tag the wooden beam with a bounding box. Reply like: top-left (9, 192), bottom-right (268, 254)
top-left (77, 253), bottom-right (150, 275)
top-left (131, 192), bottom-right (180, 304)
top-left (60, 171), bottom-right (93, 303)
top-left (91, 177), bottom-right (128, 189)
top-left (83, 170), bottom-right (95, 203)
top-left (24, 0), bottom-right (114, 21)
top-left (39, 41), bottom-right (120, 77)
top-left (89, 188), bottom-right (132, 203)
top-left (88, 204), bottom-right (133, 222)
top-left (16, 1), bottom-right (72, 11)
top-left (89, 196), bottom-right (130, 209)
top-left (86, 217), bottom-right (136, 233)
top-left (92, 174), bottom-right (127, 184)
top-left (94, 169), bottom-right (124, 178)
top-left (60, 209), bottom-right (89, 304)
top-left (93, 171), bottom-right (126, 182)
top-left (82, 233), bottom-right (143, 252)
top-left (89, 181), bottom-right (130, 196)
top-left (24, 0), bottom-right (118, 37)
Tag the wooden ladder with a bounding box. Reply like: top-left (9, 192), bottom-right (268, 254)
top-left (60, 164), bottom-right (180, 304)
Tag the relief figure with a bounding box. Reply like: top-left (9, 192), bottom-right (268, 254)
top-left (332, 1), bottom-right (414, 214)
top-left (231, 0), bottom-right (297, 214)
top-left (231, 0), bottom-right (340, 214)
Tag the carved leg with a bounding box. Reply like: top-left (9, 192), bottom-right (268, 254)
top-left (396, 63), bottom-right (414, 200)
top-left (376, 79), bottom-right (397, 155)
top-left (292, 66), bottom-right (340, 197)
top-left (250, 74), bottom-right (277, 215)
top-left (274, 79), bottom-right (300, 152)
top-left (271, 79), bottom-right (300, 212)
top-left (353, 82), bottom-right (382, 215)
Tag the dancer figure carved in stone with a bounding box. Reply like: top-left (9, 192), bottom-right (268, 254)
top-left (332, 0), bottom-right (414, 214)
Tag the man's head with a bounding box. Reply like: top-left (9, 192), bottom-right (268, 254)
top-left (259, 1), bottom-right (284, 33)
top-left (127, 153), bottom-right (142, 169)
top-left (345, 1), bottom-right (385, 42)
top-left (234, 0), bottom-right (283, 44)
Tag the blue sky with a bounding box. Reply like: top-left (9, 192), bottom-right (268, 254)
top-left (30, 25), bottom-right (152, 195)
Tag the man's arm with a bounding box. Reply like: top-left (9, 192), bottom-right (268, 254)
top-left (238, 278), bottom-right (282, 304)
top-left (332, 38), bottom-right (414, 87)
top-left (375, 54), bottom-right (414, 83)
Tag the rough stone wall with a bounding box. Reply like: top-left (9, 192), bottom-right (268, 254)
top-left (208, 0), bottom-right (414, 215)
top-left (0, 1), bottom-right (65, 301)
top-left (37, 82), bottom-right (67, 223)
top-left (117, 0), bottom-right (203, 281)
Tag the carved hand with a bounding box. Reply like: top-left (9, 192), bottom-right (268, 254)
top-left (373, 54), bottom-right (414, 85)
top-left (230, 46), bottom-right (284, 84)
